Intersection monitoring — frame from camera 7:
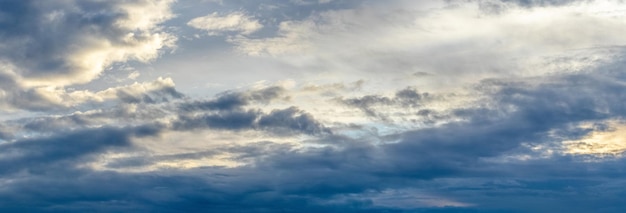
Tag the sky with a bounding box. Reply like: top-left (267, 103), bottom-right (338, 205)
top-left (1, 0), bottom-right (626, 212)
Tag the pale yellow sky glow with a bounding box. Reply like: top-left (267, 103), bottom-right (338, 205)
top-left (564, 121), bottom-right (626, 157)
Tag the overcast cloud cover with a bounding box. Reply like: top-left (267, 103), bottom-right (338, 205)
top-left (1, 0), bottom-right (626, 212)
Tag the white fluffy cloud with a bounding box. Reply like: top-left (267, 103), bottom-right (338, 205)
top-left (188, 12), bottom-right (263, 36)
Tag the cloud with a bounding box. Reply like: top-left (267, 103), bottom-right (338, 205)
top-left (179, 86), bottom-right (286, 111)
top-left (229, 19), bottom-right (314, 56)
top-left (339, 87), bottom-right (431, 120)
top-left (497, 0), bottom-right (581, 7)
top-left (3, 66), bottom-right (626, 212)
top-left (0, 0), bottom-right (177, 112)
top-left (170, 85), bottom-right (328, 137)
top-left (0, 78), bottom-right (183, 138)
top-left (0, 125), bottom-right (160, 176)
top-left (0, 124), bottom-right (12, 141)
top-left (173, 106), bottom-right (330, 135)
top-left (3, 0), bottom-right (626, 212)
top-left (91, 77), bottom-right (184, 104)
top-left (0, 0), bottom-right (175, 88)
top-left (562, 121), bottom-right (626, 157)
top-left (188, 12), bottom-right (263, 36)
top-left (4, 53), bottom-right (626, 212)
top-left (0, 76), bottom-right (184, 112)
top-left (258, 107), bottom-right (332, 135)
top-left (2, 85), bottom-right (289, 141)
top-left (221, 0), bottom-right (626, 95)
top-left (246, 62), bottom-right (626, 210)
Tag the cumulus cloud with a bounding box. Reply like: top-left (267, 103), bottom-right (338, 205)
top-left (0, 0), bottom-right (176, 112)
top-left (0, 0), bottom-right (175, 87)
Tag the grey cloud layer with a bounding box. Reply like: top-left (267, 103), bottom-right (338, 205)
top-left (0, 125), bottom-right (160, 176)
top-left (4, 86), bottom-right (325, 140)
top-left (3, 57), bottom-right (626, 212)
top-left (2, 0), bottom-right (626, 212)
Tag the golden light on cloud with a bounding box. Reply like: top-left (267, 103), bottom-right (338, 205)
top-left (563, 121), bottom-right (626, 157)
top-left (152, 154), bottom-right (244, 169)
